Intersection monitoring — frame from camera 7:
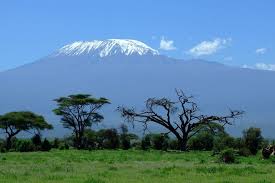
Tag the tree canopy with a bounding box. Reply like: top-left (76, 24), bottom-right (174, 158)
top-left (0, 111), bottom-right (53, 149)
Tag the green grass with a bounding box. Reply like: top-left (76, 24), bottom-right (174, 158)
top-left (0, 150), bottom-right (274, 183)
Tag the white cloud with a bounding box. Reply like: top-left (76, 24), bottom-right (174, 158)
top-left (242, 63), bottom-right (275, 71)
top-left (255, 63), bottom-right (275, 71)
top-left (188, 38), bottom-right (231, 56)
top-left (159, 37), bottom-right (176, 51)
top-left (255, 48), bottom-right (267, 55)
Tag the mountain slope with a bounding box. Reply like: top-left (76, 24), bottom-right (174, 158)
top-left (0, 39), bottom-right (275, 137)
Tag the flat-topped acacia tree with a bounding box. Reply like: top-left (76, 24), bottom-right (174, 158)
top-left (53, 94), bottom-right (110, 149)
top-left (119, 90), bottom-right (243, 151)
top-left (0, 111), bottom-right (53, 150)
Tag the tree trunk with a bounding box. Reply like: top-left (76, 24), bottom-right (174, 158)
top-left (78, 131), bottom-right (84, 149)
top-left (178, 138), bottom-right (188, 151)
top-left (6, 136), bottom-right (12, 150)
top-left (74, 131), bottom-right (84, 149)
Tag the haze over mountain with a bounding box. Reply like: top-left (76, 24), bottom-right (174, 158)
top-left (0, 39), bottom-right (275, 137)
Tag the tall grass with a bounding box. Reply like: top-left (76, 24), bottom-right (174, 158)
top-left (0, 150), bottom-right (274, 183)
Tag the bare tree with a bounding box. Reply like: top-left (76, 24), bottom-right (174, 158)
top-left (119, 89), bottom-right (243, 151)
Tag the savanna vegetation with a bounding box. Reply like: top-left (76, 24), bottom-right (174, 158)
top-left (0, 90), bottom-right (275, 183)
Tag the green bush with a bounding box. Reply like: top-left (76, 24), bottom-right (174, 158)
top-left (96, 129), bottom-right (120, 149)
top-left (120, 134), bottom-right (131, 150)
top-left (0, 140), bottom-right (6, 153)
top-left (243, 127), bottom-right (263, 155)
top-left (83, 129), bottom-right (97, 149)
top-left (238, 147), bottom-right (251, 157)
top-left (31, 134), bottom-right (42, 150)
top-left (119, 124), bottom-right (131, 150)
top-left (141, 134), bottom-right (151, 150)
top-left (16, 140), bottom-right (35, 152)
top-left (51, 138), bottom-right (60, 149)
top-left (213, 135), bottom-right (236, 153)
top-left (151, 134), bottom-right (169, 151)
top-left (219, 148), bottom-right (236, 163)
top-left (41, 139), bottom-right (51, 151)
top-left (10, 137), bottom-right (18, 151)
top-left (234, 137), bottom-right (245, 149)
top-left (169, 139), bottom-right (179, 150)
top-left (188, 132), bottom-right (214, 151)
top-left (59, 143), bottom-right (70, 150)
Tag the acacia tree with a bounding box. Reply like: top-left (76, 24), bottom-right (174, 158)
top-left (53, 94), bottom-right (110, 149)
top-left (0, 111), bottom-right (53, 150)
top-left (119, 90), bottom-right (243, 151)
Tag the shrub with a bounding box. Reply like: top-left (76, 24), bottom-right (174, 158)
top-left (31, 134), bottom-right (42, 146)
top-left (31, 134), bottom-right (42, 150)
top-left (243, 127), bottom-right (263, 155)
top-left (238, 147), bottom-right (251, 157)
top-left (59, 143), bottom-right (70, 150)
top-left (131, 141), bottom-right (141, 149)
top-left (10, 137), bottom-right (18, 151)
top-left (0, 140), bottom-right (6, 153)
top-left (83, 129), bottom-right (97, 149)
top-left (213, 135), bottom-right (236, 153)
top-left (141, 134), bottom-right (151, 150)
top-left (41, 139), bottom-right (51, 151)
top-left (120, 134), bottom-right (131, 150)
top-left (64, 143), bottom-right (69, 150)
top-left (119, 124), bottom-right (131, 150)
top-left (261, 139), bottom-right (269, 149)
top-left (234, 137), bottom-right (245, 149)
top-left (219, 148), bottom-right (236, 163)
top-left (16, 140), bottom-right (35, 152)
top-left (96, 129), bottom-right (120, 149)
top-left (169, 139), bottom-right (179, 150)
top-left (52, 138), bottom-right (60, 149)
top-left (188, 132), bottom-right (214, 150)
top-left (151, 134), bottom-right (169, 151)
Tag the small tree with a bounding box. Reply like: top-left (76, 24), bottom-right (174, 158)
top-left (96, 129), bottom-right (120, 149)
top-left (83, 129), bottom-right (97, 149)
top-left (53, 94), bottom-right (110, 149)
top-left (52, 138), bottom-right (60, 149)
top-left (120, 124), bottom-right (131, 150)
top-left (41, 138), bottom-right (52, 151)
top-left (243, 127), bottom-right (263, 155)
top-left (189, 123), bottom-right (225, 151)
top-left (0, 111), bottom-right (53, 150)
top-left (151, 134), bottom-right (169, 151)
top-left (141, 134), bottom-right (151, 150)
top-left (119, 90), bottom-right (243, 151)
top-left (31, 134), bottom-right (42, 150)
top-left (188, 132), bottom-right (214, 150)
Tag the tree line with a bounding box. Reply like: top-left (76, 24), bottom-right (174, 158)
top-left (0, 90), bottom-right (273, 161)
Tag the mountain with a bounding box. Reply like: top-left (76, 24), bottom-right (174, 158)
top-left (0, 39), bottom-right (275, 137)
top-left (54, 39), bottom-right (159, 57)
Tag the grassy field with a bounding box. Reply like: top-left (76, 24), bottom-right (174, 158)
top-left (0, 150), bottom-right (274, 183)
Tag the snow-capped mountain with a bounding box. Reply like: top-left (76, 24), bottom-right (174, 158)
top-left (54, 39), bottom-right (159, 57)
top-left (1, 39), bottom-right (275, 137)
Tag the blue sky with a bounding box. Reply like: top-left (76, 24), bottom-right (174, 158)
top-left (0, 0), bottom-right (275, 71)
